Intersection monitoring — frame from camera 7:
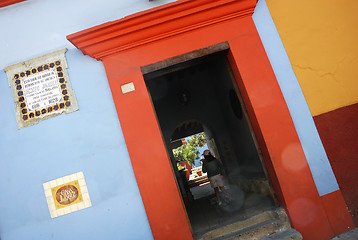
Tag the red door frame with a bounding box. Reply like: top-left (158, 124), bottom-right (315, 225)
top-left (0, 0), bottom-right (26, 8)
top-left (67, 0), bottom-right (352, 239)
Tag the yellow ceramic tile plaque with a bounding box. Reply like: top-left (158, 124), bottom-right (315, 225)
top-left (51, 180), bottom-right (83, 209)
top-left (43, 172), bottom-right (92, 218)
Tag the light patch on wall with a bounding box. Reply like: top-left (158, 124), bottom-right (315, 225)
top-left (43, 172), bottom-right (92, 218)
top-left (4, 49), bottom-right (78, 129)
top-left (121, 82), bottom-right (135, 94)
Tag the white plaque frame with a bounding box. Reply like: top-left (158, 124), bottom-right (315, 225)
top-left (4, 49), bottom-right (78, 129)
top-left (43, 172), bottom-right (92, 218)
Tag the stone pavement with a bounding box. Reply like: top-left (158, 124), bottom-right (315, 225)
top-left (188, 182), bottom-right (357, 240)
top-left (331, 228), bottom-right (358, 240)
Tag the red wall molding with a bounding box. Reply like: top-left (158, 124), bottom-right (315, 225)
top-left (67, 0), bottom-right (256, 60)
top-left (0, 0), bottom-right (26, 8)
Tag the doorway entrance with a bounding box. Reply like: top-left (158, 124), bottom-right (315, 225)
top-left (143, 50), bottom-right (277, 238)
top-left (68, 0), bottom-right (335, 237)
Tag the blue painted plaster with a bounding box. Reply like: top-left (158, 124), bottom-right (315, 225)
top-left (0, 0), bottom-right (177, 70)
top-left (0, 49), bottom-right (153, 240)
top-left (252, 0), bottom-right (339, 196)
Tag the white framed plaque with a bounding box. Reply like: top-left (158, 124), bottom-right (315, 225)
top-left (43, 172), bottom-right (92, 218)
top-left (4, 49), bottom-right (78, 129)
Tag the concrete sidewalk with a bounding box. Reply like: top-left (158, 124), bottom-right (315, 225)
top-left (331, 228), bottom-right (358, 240)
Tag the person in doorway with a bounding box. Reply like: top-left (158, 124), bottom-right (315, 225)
top-left (202, 150), bottom-right (229, 206)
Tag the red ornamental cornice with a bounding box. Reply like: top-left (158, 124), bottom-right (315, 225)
top-left (67, 0), bottom-right (257, 60)
top-left (0, 0), bottom-right (26, 8)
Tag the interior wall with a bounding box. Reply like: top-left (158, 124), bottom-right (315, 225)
top-left (144, 55), bottom-right (265, 184)
top-left (210, 59), bottom-right (264, 178)
top-left (145, 58), bottom-right (232, 175)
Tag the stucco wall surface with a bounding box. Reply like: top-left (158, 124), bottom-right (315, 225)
top-left (0, 49), bottom-right (154, 240)
top-left (0, 0), bottom-right (176, 70)
top-left (266, 0), bottom-right (358, 116)
top-left (314, 103), bottom-right (358, 225)
top-left (253, 0), bottom-right (339, 196)
top-left (1, 0), bottom-right (354, 239)
top-left (0, 0), bottom-right (177, 239)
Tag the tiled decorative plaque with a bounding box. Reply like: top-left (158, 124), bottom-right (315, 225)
top-left (4, 49), bottom-right (78, 129)
top-left (43, 172), bottom-right (91, 218)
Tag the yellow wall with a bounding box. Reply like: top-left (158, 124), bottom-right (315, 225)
top-left (266, 0), bottom-right (358, 116)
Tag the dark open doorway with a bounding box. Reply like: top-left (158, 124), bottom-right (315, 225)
top-left (143, 48), bottom-right (278, 239)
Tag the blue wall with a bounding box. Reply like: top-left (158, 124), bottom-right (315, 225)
top-left (0, 0), bottom-right (176, 70)
top-left (0, 1), bottom-right (181, 239)
top-left (0, 49), bottom-right (153, 240)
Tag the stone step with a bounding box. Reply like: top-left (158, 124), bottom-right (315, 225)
top-left (198, 208), bottom-right (301, 240)
top-left (262, 229), bottom-right (303, 240)
top-left (222, 219), bottom-right (282, 240)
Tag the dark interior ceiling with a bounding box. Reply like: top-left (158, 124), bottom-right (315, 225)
top-left (171, 120), bottom-right (204, 141)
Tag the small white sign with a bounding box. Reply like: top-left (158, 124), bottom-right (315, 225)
top-left (22, 68), bottom-right (63, 112)
top-left (121, 82), bottom-right (135, 94)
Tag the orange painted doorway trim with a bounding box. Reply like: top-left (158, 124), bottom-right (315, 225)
top-left (67, 0), bottom-right (336, 239)
top-left (0, 0), bottom-right (26, 8)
